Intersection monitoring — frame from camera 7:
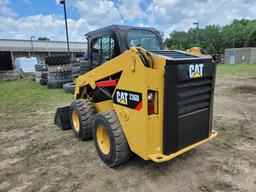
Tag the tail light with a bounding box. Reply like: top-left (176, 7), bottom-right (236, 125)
top-left (148, 90), bottom-right (158, 115)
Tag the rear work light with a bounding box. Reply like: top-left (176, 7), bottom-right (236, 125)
top-left (148, 90), bottom-right (158, 115)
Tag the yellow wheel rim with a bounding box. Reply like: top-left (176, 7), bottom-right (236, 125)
top-left (72, 110), bottom-right (80, 132)
top-left (96, 125), bottom-right (111, 155)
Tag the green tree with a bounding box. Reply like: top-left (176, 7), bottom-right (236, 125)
top-left (221, 19), bottom-right (249, 49)
top-left (246, 30), bottom-right (256, 47)
top-left (165, 19), bottom-right (256, 54)
top-left (200, 25), bottom-right (222, 53)
top-left (165, 31), bottom-right (194, 50)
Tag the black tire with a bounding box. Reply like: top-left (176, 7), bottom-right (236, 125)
top-left (48, 64), bottom-right (73, 73)
top-left (35, 64), bottom-right (48, 71)
top-left (70, 99), bottom-right (96, 140)
top-left (93, 111), bottom-right (132, 167)
top-left (80, 66), bottom-right (90, 74)
top-left (48, 72), bottom-right (72, 81)
top-left (80, 61), bottom-right (88, 66)
top-left (47, 79), bottom-right (72, 89)
top-left (63, 82), bottom-right (76, 94)
top-left (72, 66), bottom-right (80, 73)
top-left (41, 72), bottom-right (48, 79)
top-left (72, 62), bottom-right (80, 68)
top-left (39, 78), bottom-right (47, 85)
top-left (45, 55), bottom-right (70, 65)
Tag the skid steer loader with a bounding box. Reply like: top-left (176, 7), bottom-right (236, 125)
top-left (55, 25), bottom-right (217, 167)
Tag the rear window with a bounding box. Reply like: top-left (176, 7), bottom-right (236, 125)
top-left (127, 29), bottom-right (161, 51)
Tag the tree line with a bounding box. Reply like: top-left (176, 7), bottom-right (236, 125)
top-left (165, 19), bottom-right (256, 54)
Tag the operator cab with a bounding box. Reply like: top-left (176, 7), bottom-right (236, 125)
top-left (85, 25), bottom-right (164, 70)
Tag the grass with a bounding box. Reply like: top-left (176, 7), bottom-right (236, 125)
top-left (17, 134), bottom-right (78, 157)
top-left (17, 139), bottom-right (59, 157)
top-left (215, 121), bottom-right (250, 148)
top-left (217, 64), bottom-right (256, 75)
top-left (0, 78), bottom-right (73, 133)
top-left (0, 79), bottom-right (73, 119)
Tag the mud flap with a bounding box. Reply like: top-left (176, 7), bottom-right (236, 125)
top-left (54, 106), bottom-right (71, 130)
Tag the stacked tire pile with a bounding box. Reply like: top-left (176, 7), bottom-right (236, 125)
top-left (63, 60), bottom-right (90, 94)
top-left (34, 63), bottom-right (48, 85)
top-left (46, 55), bottom-right (73, 89)
top-left (80, 60), bottom-right (90, 75)
top-left (62, 58), bottom-right (79, 94)
top-left (71, 58), bottom-right (81, 79)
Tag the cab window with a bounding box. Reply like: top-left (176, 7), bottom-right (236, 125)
top-left (91, 36), bottom-right (115, 67)
top-left (127, 29), bottom-right (161, 51)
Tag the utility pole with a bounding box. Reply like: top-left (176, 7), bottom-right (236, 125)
top-left (232, 32), bottom-right (236, 48)
top-left (193, 22), bottom-right (199, 46)
top-left (30, 36), bottom-right (35, 57)
top-left (60, 0), bottom-right (70, 55)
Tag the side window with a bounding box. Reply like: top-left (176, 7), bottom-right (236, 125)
top-left (101, 36), bottom-right (114, 63)
top-left (91, 38), bottom-right (101, 67)
top-left (90, 36), bottom-right (115, 68)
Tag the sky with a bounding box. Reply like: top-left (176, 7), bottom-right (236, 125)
top-left (0, 0), bottom-right (256, 42)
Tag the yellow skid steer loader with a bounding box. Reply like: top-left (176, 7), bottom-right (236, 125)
top-left (55, 25), bottom-right (217, 167)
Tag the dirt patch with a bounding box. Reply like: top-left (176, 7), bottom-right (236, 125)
top-left (235, 85), bottom-right (256, 95)
top-left (1, 75), bottom-right (256, 192)
top-left (249, 76), bottom-right (256, 80)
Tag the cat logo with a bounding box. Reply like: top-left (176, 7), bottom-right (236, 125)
top-left (189, 64), bottom-right (204, 78)
top-left (116, 91), bottom-right (128, 105)
top-left (114, 89), bottom-right (143, 110)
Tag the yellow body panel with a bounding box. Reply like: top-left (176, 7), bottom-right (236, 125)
top-left (74, 48), bottom-right (217, 162)
top-left (186, 47), bottom-right (212, 58)
top-left (186, 47), bottom-right (203, 56)
top-left (94, 100), bottom-right (114, 113)
top-left (148, 131), bottom-right (217, 162)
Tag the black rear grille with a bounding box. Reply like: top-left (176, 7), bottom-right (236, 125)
top-left (177, 78), bottom-right (212, 117)
top-left (163, 60), bottom-right (216, 155)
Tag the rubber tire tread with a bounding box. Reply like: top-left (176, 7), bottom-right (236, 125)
top-left (41, 72), bottom-right (48, 79)
top-left (93, 110), bottom-right (132, 167)
top-left (72, 66), bottom-right (80, 73)
top-left (45, 55), bottom-right (70, 65)
top-left (70, 99), bottom-right (96, 140)
top-left (39, 78), bottom-right (47, 85)
top-left (48, 64), bottom-right (73, 73)
top-left (63, 82), bottom-right (76, 94)
top-left (48, 72), bottom-right (72, 81)
top-left (71, 62), bottom-right (80, 68)
top-left (80, 66), bottom-right (91, 74)
top-left (80, 61), bottom-right (89, 66)
top-left (47, 79), bottom-right (72, 89)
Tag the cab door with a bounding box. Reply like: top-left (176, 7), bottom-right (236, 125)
top-left (89, 35), bottom-right (120, 70)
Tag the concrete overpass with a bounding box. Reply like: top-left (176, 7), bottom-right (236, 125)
top-left (0, 39), bottom-right (86, 70)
